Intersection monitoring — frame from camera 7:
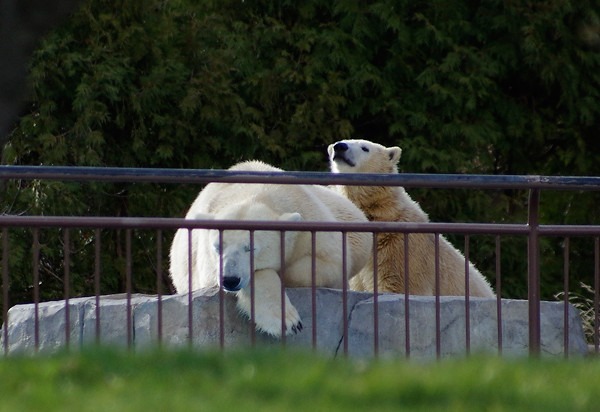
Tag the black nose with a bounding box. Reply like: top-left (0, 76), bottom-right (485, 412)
top-left (333, 142), bottom-right (348, 153)
top-left (222, 276), bottom-right (242, 291)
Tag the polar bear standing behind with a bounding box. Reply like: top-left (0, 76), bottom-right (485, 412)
top-left (328, 139), bottom-right (495, 298)
top-left (169, 160), bottom-right (372, 337)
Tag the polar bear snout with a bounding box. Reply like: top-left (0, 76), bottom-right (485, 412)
top-left (333, 142), bottom-right (348, 153)
top-left (222, 275), bottom-right (243, 291)
top-left (220, 256), bottom-right (250, 292)
top-left (329, 141), bottom-right (355, 168)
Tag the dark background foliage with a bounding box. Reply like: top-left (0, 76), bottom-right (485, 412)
top-left (2, 0), bottom-right (600, 306)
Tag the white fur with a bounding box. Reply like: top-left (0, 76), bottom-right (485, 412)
top-left (169, 160), bottom-right (372, 337)
top-left (328, 139), bottom-right (495, 298)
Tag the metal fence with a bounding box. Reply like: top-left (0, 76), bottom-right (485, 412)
top-left (1, 165), bottom-right (600, 357)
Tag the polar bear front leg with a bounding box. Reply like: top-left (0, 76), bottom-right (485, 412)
top-left (235, 269), bottom-right (303, 337)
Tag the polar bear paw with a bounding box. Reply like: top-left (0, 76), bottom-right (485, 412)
top-left (235, 284), bottom-right (304, 338)
top-left (254, 299), bottom-right (303, 338)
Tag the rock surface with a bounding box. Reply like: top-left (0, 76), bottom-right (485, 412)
top-left (1, 287), bottom-right (588, 358)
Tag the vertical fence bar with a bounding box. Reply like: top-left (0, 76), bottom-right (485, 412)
top-left (94, 229), bottom-right (101, 344)
top-left (187, 229), bottom-right (193, 348)
top-left (156, 229), bottom-right (163, 346)
top-left (435, 233), bottom-right (441, 360)
top-left (311, 231), bottom-right (317, 351)
top-left (342, 231), bottom-right (349, 356)
top-left (63, 228), bottom-right (70, 349)
top-left (404, 233), bottom-right (410, 358)
top-left (250, 230), bottom-right (256, 346)
top-left (2, 228), bottom-right (9, 356)
top-left (563, 237), bottom-right (570, 358)
top-left (464, 235), bottom-right (471, 356)
top-left (32, 228), bottom-right (40, 352)
top-left (372, 233), bottom-right (379, 358)
top-left (595, 236), bottom-right (599, 354)
top-left (527, 189), bottom-right (541, 356)
top-left (218, 230), bottom-right (224, 349)
top-left (495, 235), bottom-right (503, 355)
top-left (126, 228), bottom-right (132, 349)
top-left (279, 231), bottom-right (285, 346)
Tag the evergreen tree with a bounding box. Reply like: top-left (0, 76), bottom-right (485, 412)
top-left (2, 0), bottom-right (600, 305)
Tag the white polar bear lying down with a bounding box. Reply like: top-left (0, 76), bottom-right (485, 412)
top-left (169, 160), bottom-right (372, 337)
top-left (328, 139), bottom-right (495, 298)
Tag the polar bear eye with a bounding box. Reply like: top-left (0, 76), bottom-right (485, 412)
top-left (361, 146), bottom-right (369, 152)
top-left (243, 245), bottom-right (254, 253)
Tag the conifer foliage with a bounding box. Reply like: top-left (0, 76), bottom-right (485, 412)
top-left (2, 0), bottom-right (600, 304)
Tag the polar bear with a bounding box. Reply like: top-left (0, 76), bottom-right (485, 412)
top-left (327, 139), bottom-right (495, 298)
top-left (169, 160), bottom-right (372, 337)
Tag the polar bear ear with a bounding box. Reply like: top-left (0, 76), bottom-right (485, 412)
top-left (387, 147), bottom-right (402, 164)
top-left (279, 212), bottom-right (302, 222)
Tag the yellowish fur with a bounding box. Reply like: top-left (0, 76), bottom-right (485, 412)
top-left (328, 139), bottom-right (495, 298)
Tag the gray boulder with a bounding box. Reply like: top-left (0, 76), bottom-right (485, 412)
top-left (1, 287), bottom-right (588, 358)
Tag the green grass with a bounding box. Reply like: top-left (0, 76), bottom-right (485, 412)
top-left (0, 348), bottom-right (598, 412)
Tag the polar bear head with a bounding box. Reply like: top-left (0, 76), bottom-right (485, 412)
top-left (327, 139), bottom-right (402, 174)
top-left (204, 203), bottom-right (301, 292)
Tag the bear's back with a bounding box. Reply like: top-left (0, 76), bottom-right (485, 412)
top-left (187, 161), bottom-right (365, 223)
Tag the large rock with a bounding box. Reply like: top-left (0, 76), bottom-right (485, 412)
top-left (347, 294), bottom-right (587, 358)
top-left (0, 287), bottom-right (588, 358)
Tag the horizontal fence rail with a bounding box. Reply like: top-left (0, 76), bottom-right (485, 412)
top-left (0, 215), bottom-right (533, 233)
top-left (1, 166), bottom-right (600, 358)
top-left (0, 215), bottom-right (599, 236)
top-left (2, 165), bottom-right (600, 189)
